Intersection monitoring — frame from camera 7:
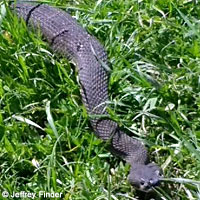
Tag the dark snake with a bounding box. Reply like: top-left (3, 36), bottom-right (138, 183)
top-left (10, 1), bottom-right (162, 192)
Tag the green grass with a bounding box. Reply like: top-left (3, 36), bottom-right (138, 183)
top-left (0, 0), bottom-right (200, 199)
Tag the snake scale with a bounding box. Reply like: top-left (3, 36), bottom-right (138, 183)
top-left (11, 1), bottom-right (162, 191)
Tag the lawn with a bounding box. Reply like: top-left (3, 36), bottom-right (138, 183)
top-left (0, 0), bottom-right (200, 199)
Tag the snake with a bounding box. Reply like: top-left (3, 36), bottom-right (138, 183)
top-left (10, 1), bottom-right (162, 192)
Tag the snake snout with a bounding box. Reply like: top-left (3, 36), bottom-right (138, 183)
top-left (137, 177), bottom-right (160, 191)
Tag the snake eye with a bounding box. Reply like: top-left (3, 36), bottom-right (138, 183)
top-left (140, 179), bottom-right (145, 185)
top-left (155, 170), bottom-right (163, 177)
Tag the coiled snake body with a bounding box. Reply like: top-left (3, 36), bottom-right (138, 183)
top-left (11, 1), bottom-right (162, 191)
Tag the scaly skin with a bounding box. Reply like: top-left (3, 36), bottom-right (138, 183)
top-left (11, 1), bottom-right (162, 191)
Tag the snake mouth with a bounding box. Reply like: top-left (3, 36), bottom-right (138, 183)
top-left (130, 181), bottom-right (159, 192)
top-left (139, 180), bottom-right (160, 192)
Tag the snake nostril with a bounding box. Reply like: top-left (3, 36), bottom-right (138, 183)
top-left (150, 179), bottom-right (160, 187)
top-left (149, 179), bottom-right (156, 186)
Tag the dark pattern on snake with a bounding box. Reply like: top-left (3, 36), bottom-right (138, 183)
top-left (11, 1), bottom-right (162, 191)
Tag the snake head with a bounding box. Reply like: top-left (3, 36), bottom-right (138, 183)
top-left (128, 163), bottom-right (162, 192)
